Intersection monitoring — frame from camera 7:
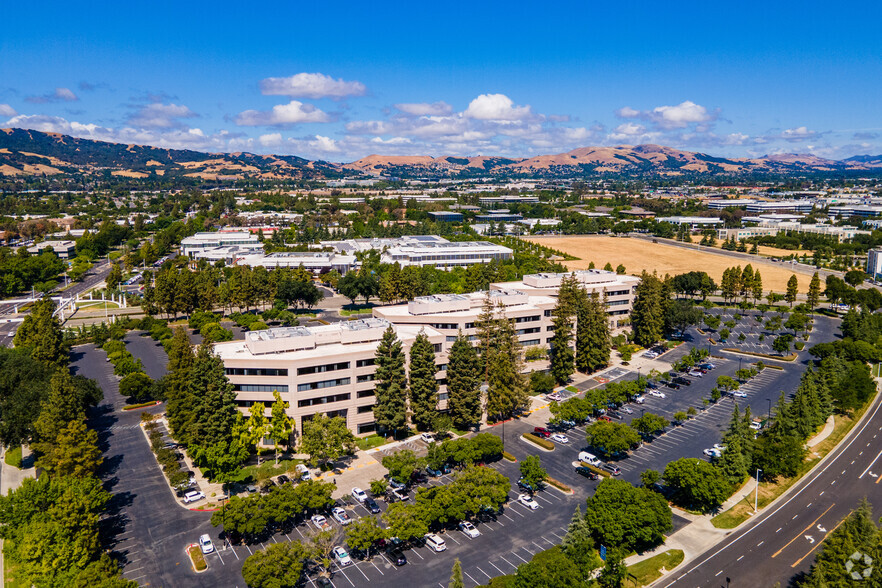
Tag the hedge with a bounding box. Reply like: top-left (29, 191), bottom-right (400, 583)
top-left (521, 433), bottom-right (555, 451)
top-left (122, 400), bottom-right (161, 411)
top-left (581, 462), bottom-right (611, 478)
top-left (545, 476), bottom-right (572, 493)
top-left (502, 451), bottom-right (517, 462)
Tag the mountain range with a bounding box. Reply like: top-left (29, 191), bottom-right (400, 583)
top-left (2, 128), bottom-right (882, 182)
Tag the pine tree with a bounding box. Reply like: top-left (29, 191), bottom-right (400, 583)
top-left (785, 274), bottom-right (799, 307)
top-left (187, 343), bottom-right (240, 448)
top-left (408, 332), bottom-right (438, 432)
top-left (740, 265), bottom-right (754, 302)
top-left (549, 299), bottom-right (575, 385)
top-left (631, 272), bottom-right (666, 348)
top-left (446, 333), bottom-right (482, 430)
top-left (269, 390), bottom-right (293, 464)
top-left (576, 291), bottom-right (611, 374)
top-left (807, 272), bottom-right (821, 313)
top-left (448, 559), bottom-right (464, 588)
top-left (486, 303), bottom-right (529, 421)
top-left (373, 326), bottom-right (408, 437)
top-left (752, 269), bottom-right (763, 303)
top-left (13, 297), bottom-right (66, 367)
top-left (715, 436), bottom-right (747, 487)
top-left (247, 402), bottom-right (268, 464)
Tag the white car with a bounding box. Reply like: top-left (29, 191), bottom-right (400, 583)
top-left (648, 390), bottom-right (666, 398)
top-left (732, 391), bottom-right (747, 398)
top-left (546, 392), bottom-right (563, 401)
top-left (295, 464), bottom-right (311, 480)
top-left (332, 507), bottom-right (352, 525)
top-left (459, 520), bottom-right (481, 538)
top-left (550, 433), bottom-right (569, 444)
top-left (351, 487), bottom-right (368, 503)
top-left (634, 395), bottom-right (645, 404)
top-left (198, 533), bottom-right (214, 554)
top-left (621, 406), bottom-right (633, 414)
top-left (183, 491), bottom-right (205, 504)
top-left (420, 432), bottom-right (435, 444)
top-left (518, 493), bottom-right (539, 510)
top-left (333, 546), bottom-right (353, 567)
top-left (703, 444), bottom-right (726, 458)
top-left (311, 514), bottom-right (330, 530)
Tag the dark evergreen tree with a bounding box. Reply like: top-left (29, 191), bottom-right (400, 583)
top-left (408, 332), bottom-right (438, 432)
top-left (631, 272), bottom-right (667, 347)
top-left (13, 296), bottom-right (67, 367)
top-left (186, 344), bottom-right (239, 448)
top-left (373, 326), bottom-right (408, 437)
top-left (446, 333), bottom-right (482, 430)
top-left (576, 290), bottom-right (611, 373)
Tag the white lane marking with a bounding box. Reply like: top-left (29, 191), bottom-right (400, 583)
top-left (859, 449), bottom-right (882, 479)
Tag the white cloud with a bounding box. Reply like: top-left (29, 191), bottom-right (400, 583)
top-left (235, 101), bottom-right (331, 126)
top-left (0, 104), bottom-right (17, 117)
top-left (780, 126), bottom-right (817, 141)
top-left (464, 94), bottom-right (532, 121)
top-left (394, 102), bottom-right (453, 116)
top-left (370, 136), bottom-right (412, 145)
top-left (128, 103), bottom-right (197, 128)
top-left (311, 135), bottom-right (340, 152)
top-left (613, 122), bottom-right (645, 136)
top-left (25, 87), bottom-right (79, 104)
top-left (258, 133), bottom-right (283, 147)
top-left (650, 101), bottom-right (713, 128)
top-left (259, 73), bottom-right (366, 99)
top-left (615, 106), bottom-right (640, 118)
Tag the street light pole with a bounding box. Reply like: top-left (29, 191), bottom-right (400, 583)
top-left (767, 398), bottom-right (772, 421)
top-left (754, 469), bottom-right (762, 512)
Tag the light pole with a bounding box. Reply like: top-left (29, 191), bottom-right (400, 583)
top-left (767, 398), bottom-right (772, 422)
top-left (754, 469), bottom-right (762, 512)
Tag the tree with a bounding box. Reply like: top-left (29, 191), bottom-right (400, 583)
top-left (300, 414), bottom-right (356, 468)
top-left (773, 334), bottom-right (794, 354)
top-left (337, 271), bottom-right (361, 305)
top-left (715, 436), bottom-right (748, 487)
top-left (247, 401), bottom-right (268, 464)
top-left (640, 469), bottom-right (660, 487)
top-left (408, 332), bottom-right (438, 431)
top-left (118, 371), bottom-right (154, 403)
top-left (14, 297), bottom-right (67, 367)
top-left (807, 272), bottom-right (821, 312)
top-left (35, 418), bottom-right (102, 478)
top-left (446, 334), bottom-right (482, 429)
top-left (584, 421), bottom-right (641, 457)
top-left (549, 294), bottom-right (575, 385)
top-left (370, 478), bottom-right (388, 497)
top-left (0, 347), bottom-right (56, 446)
top-left (576, 290), bottom-right (610, 374)
top-left (665, 300), bottom-right (702, 337)
top-left (484, 301), bottom-right (529, 421)
top-left (631, 272), bottom-right (667, 347)
top-left (269, 390), bottom-right (293, 464)
top-left (449, 559), bottom-right (465, 588)
top-left (663, 458), bottom-right (730, 512)
top-left (382, 449), bottom-right (424, 483)
top-left (597, 548), bottom-right (628, 588)
top-left (785, 274), bottom-right (799, 307)
top-left (382, 502), bottom-right (428, 541)
top-left (518, 455), bottom-right (547, 490)
top-left (752, 269), bottom-right (763, 303)
top-left (584, 479), bottom-right (672, 552)
top-left (106, 263), bottom-right (123, 291)
top-left (373, 327), bottom-right (408, 437)
top-left (844, 269), bottom-right (866, 287)
top-left (240, 540), bottom-right (308, 588)
top-left (716, 375), bottom-right (740, 394)
top-left (345, 516), bottom-right (387, 558)
top-left (514, 546), bottom-right (584, 588)
top-left (631, 413), bottom-right (669, 437)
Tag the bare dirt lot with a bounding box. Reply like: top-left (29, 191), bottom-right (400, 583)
top-left (528, 235), bottom-right (810, 293)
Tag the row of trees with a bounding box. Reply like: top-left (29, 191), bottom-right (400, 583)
top-left (0, 247), bottom-right (66, 296)
top-left (549, 275), bottom-right (612, 385)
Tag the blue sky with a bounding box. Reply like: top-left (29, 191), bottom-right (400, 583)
top-left (2, 1), bottom-right (881, 162)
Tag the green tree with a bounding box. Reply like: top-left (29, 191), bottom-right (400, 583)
top-left (106, 263), bottom-right (123, 291)
top-left (640, 469), bottom-right (661, 487)
top-left (576, 290), bottom-right (611, 374)
top-left (269, 390), bottom-right (293, 464)
top-left (518, 455), bottom-right (547, 490)
top-left (118, 371), bottom-right (154, 403)
top-left (584, 479), bottom-right (672, 552)
top-left (408, 332), bottom-right (439, 431)
top-left (373, 326), bottom-right (408, 437)
top-left (631, 413), bottom-right (669, 437)
top-left (446, 334), bottom-right (482, 429)
top-left (549, 275), bottom-right (579, 385)
top-left (785, 274), bottom-right (799, 307)
top-left (484, 301), bottom-right (529, 421)
top-left (597, 548), bottom-right (628, 588)
top-left (514, 546), bottom-right (584, 588)
top-left (300, 414), bottom-right (356, 468)
top-left (807, 272), bottom-right (821, 312)
top-left (35, 418), bottom-right (102, 479)
top-left (449, 559), bottom-right (465, 588)
top-left (240, 540), bottom-right (309, 588)
top-left (345, 516), bottom-right (387, 558)
top-left (715, 436), bottom-right (748, 487)
top-left (663, 458), bottom-right (730, 512)
top-left (14, 297), bottom-right (67, 367)
top-left (382, 502), bottom-right (428, 541)
top-left (585, 421), bottom-right (641, 457)
top-left (184, 343), bottom-right (240, 449)
top-left (631, 272), bottom-right (667, 347)
top-left (247, 401), bottom-right (268, 465)
top-left (382, 448), bottom-right (424, 483)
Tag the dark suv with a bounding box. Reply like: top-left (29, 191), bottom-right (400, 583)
top-left (672, 377), bottom-right (691, 386)
top-left (575, 466), bottom-right (599, 480)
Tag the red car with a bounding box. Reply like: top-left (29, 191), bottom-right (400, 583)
top-left (597, 415), bottom-right (613, 423)
top-left (533, 427), bottom-right (551, 438)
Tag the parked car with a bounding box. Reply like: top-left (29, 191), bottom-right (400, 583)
top-left (425, 533), bottom-right (447, 552)
top-left (331, 507), bottom-right (352, 525)
top-left (517, 478), bottom-right (536, 493)
top-left (459, 520), bottom-right (481, 538)
top-left (351, 487), bottom-right (368, 503)
top-left (621, 406), bottom-right (634, 414)
top-left (597, 415), bottom-right (612, 422)
top-left (426, 466), bottom-right (443, 477)
top-left (673, 377), bottom-right (692, 386)
top-left (365, 497), bottom-right (381, 514)
top-left (518, 493), bottom-right (540, 510)
top-left (277, 475), bottom-right (290, 485)
top-left (183, 491), bottom-right (205, 504)
top-left (333, 546), bottom-right (353, 567)
top-left (703, 444), bottom-right (725, 458)
top-left (733, 391), bottom-right (747, 398)
top-left (311, 514), bottom-right (330, 530)
top-left (550, 433), bottom-right (569, 444)
top-left (533, 427), bottom-right (551, 438)
top-left (634, 395), bottom-right (645, 404)
top-left (645, 381), bottom-right (659, 389)
top-left (387, 548), bottom-right (407, 566)
top-left (575, 466), bottom-right (599, 480)
top-left (390, 487), bottom-right (409, 502)
top-left (295, 464), bottom-right (311, 480)
top-left (687, 369), bottom-right (704, 378)
top-left (420, 433), bottom-right (435, 444)
top-left (559, 419), bottom-right (576, 429)
top-left (665, 381), bottom-right (681, 390)
top-left (649, 390), bottom-right (666, 398)
top-left (546, 392), bottom-right (563, 401)
top-left (388, 477), bottom-right (407, 489)
top-left (199, 534), bottom-right (214, 554)
top-left (607, 410), bottom-right (623, 420)
top-left (601, 463), bottom-right (622, 476)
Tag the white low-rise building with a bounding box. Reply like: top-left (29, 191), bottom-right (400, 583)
top-left (321, 236), bottom-right (513, 269)
top-left (27, 240), bottom-right (77, 259)
top-left (181, 230), bottom-right (263, 257)
top-left (657, 216), bottom-right (725, 230)
top-left (239, 252), bottom-right (356, 274)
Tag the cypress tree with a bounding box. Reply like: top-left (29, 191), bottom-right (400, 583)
top-left (576, 290), bottom-right (611, 374)
top-left (408, 332), bottom-right (438, 432)
top-left (785, 274), bottom-right (799, 307)
top-left (486, 303), bottom-right (529, 421)
top-left (187, 343), bottom-right (239, 448)
top-left (752, 269), bottom-right (763, 303)
top-left (446, 333), bottom-right (482, 430)
top-left (631, 272), bottom-right (666, 348)
top-left (806, 272), bottom-right (821, 313)
top-left (373, 326), bottom-right (408, 437)
top-left (549, 300), bottom-right (575, 385)
top-left (13, 297), bottom-right (66, 367)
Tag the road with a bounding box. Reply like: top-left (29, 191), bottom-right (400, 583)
top-left (657, 386), bottom-right (882, 588)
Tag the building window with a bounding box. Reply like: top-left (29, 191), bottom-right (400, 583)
top-left (464, 322), bottom-right (475, 329)
top-left (232, 384), bottom-right (289, 393)
top-left (357, 405), bottom-right (373, 414)
top-left (297, 393), bottom-right (351, 408)
top-left (297, 361), bottom-right (350, 376)
top-left (433, 343), bottom-right (442, 353)
top-left (356, 374), bottom-right (376, 383)
top-left (357, 389), bottom-right (375, 398)
top-left (358, 423), bottom-right (376, 434)
top-left (520, 339), bottom-right (540, 346)
top-left (517, 327), bottom-right (541, 335)
top-left (430, 323), bottom-right (458, 330)
top-left (544, 310), bottom-right (552, 317)
top-left (439, 393), bottom-right (449, 400)
top-left (225, 368), bottom-right (289, 377)
top-left (296, 377), bottom-right (351, 392)
top-left (514, 315), bottom-right (541, 323)
top-left (356, 358), bottom-right (375, 368)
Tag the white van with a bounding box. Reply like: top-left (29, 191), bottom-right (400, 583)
top-left (425, 533), bottom-right (447, 552)
top-left (578, 452), bottom-right (601, 467)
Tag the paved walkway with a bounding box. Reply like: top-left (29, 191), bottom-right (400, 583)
top-left (807, 415), bottom-right (835, 448)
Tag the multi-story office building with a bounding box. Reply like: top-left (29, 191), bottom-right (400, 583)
top-left (181, 230), bottom-right (263, 257)
top-left (868, 249), bottom-right (882, 280)
top-left (492, 270), bottom-right (639, 329)
top-left (656, 216), bottom-right (725, 230)
top-left (321, 236), bottom-right (513, 269)
top-left (214, 318), bottom-right (445, 436)
top-left (373, 289), bottom-right (557, 349)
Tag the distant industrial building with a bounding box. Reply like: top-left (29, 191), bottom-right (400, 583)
top-left (717, 222), bottom-right (870, 242)
top-left (478, 195), bottom-right (540, 207)
top-left (657, 216), bottom-right (725, 230)
top-left (744, 200), bottom-right (815, 214)
top-left (706, 199), bottom-right (758, 210)
top-left (27, 240), bottom-right (77, 259)
top-left (475, 213), bottom-right (523, 222)
top-left (428, 211), bottom-right (464, 222)
top-left (320, 236), bottom-right (513, 269)
top-left (828, 205), bottom-right (882, 218)
top-left (238, 252), bottom-right (356, 274)
top-left (181, 230), bottom-right (263, 257)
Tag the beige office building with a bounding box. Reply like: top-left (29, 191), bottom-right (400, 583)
top-left (214, 318), bottom-right (445, 436)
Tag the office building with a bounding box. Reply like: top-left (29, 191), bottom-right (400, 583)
top-left (657, 216), bottom-right (725, 230)
top-left (27, 240), bottom-right (77, 259)
top-left (181, 230), bottom-right (263, 257)
top-left (321, 236), bottom-right (513, 269)
top-left (868, 249), bottom-right (882, 279)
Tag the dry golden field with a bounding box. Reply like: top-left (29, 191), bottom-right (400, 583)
top-left (528, 235), bottom-right (811, 293)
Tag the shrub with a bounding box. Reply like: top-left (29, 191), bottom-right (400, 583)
top-left (530, 370), bottom-right (555, 395)
top-left (249, 321), bottom-right (268, 331)
top-left (522, 433), bottom-right (554, 451)
top-left (545, 476), bottom-right (572, 493)
top-left (188, 309), bottom-right (219, 331)
top-left (795, 341), bottom-right (805, 350)
top-left (502, 451), bottom-right (517, 462)
top-left (200, 322), bottom-right (233, 343)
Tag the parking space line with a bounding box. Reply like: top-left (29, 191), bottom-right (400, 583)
top-left (489, 561), bottom-right (507, 574)
top-left (463, 570), bottom-right (480, 585)
top-left (475, 565), bottom-right (491, 578)
top-left (511, 550), bottom-right (529, 563)
top-left (446, 533), bottom-right (461, 545)
top-left (353, 563), bottom-right (370, 581)
top-left (215, 549), bottom-right (225, 565)
top-left (499, 554), bottom-right (516, 568)
top-left (410, 548), bottom-right (424, 559)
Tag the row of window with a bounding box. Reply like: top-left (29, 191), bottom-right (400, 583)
top-left (297, 361), bottom-right (350, 376)
top-left (297, 393), bottom-right (351, 408)
top-left (516, 327), bottom-right (541, 336)
top-left (297, 377), bottom-right (350, 392)
top-left (514, 315), bottom-right (541, 323)
top-left (233, 384), bottom-right (289, 393)
top-left (430, 322), bottom-right (458, 330)
top-left (225, 368), bottom-right (288, 377)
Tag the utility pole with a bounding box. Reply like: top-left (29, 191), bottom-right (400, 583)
top-left (754, 469), bottom-right (762, 512)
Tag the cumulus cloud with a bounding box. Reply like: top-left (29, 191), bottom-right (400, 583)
top-left (258, 133), bottom-right (283, 148)
top-left (259, 73), bottom-right (366, 99)
top-left (394, 101), bottom-right (453, 116)
top-left (235, 101), bottom-right (331, 126)
top-left (464, 94), bottom-right (532, 121)
top-left (780, 126), bottom-right (817, 141)
top-left (0, 104), bottom-right (17, 117)
top-left (127, 103), bottom-right (197, 128)
top-left (650, 101), bottom-right (713, 128)
top-left (25, 87), bottom-right (78, 104)
top-left (615, 106), bottom-right (640, 118)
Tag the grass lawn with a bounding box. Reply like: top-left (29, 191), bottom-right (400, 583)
top-left (356, 434), bottom-right (388, 451)
top-left (712, 406), bottom-right (867, 529)
top-left (4, 445), bottom-right (22, 468)
top-left (240, 457), bottom-right (303, 481)
top-left (624, 550), bottom-right (685, 587)
top-left (187, 545), bottom-right (207, 571)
